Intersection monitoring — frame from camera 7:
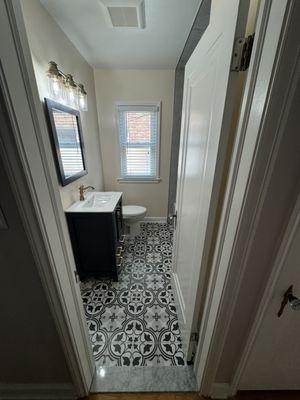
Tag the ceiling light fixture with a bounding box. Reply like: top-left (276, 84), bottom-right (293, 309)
top-left (46, 61), bottom-right (88, 111)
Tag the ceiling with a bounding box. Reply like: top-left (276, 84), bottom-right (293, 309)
top-left (39, 0), bottom-right (201, 69)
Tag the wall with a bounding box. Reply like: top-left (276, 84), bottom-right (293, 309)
top-left (0, 154), bottom-right (71, 384)
top-left (21, 0), bottom-right (104, 209)
top-left (94, 69), bottom-right (175, 217)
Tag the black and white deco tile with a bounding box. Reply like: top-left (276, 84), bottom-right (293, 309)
top-left (80, 222), bottom-right (185, 367)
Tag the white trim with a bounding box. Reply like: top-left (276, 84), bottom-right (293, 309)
top-left (171, 272), bottom-right (188, 355)
top-left (193, 0), bottom-right (292, 395)
top-left (0, 384), bottom-right (75, 400)
top-left (115, 100), bottom-right (161, 181)
top-left (229, 195), bottom-right (300, 395)
top-left (172, 272), bottom-right (186, 323)
top-left (143, 216), bottom-right (167, 223)
top-left (210, 383), bottom-right (230, 399)
top-left (115, 100), bottom-right (160, 107)
top-left (117, 177), bottom-right (161, 183)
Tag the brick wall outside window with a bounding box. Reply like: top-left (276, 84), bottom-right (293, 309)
top-left (126, 112), bottom-right (151, 143)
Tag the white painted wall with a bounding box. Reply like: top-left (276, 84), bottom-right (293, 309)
top-left (21, 0), bottom-right (104, 209)
top-left (94, 69), bottom-right (175, 217)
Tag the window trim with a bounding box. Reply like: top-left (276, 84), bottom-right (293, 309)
top-left (115, 101), bottom-right (161, 182)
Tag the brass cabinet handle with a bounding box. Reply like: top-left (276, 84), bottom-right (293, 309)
top-left (116, 256), bottom-right (123, 267)
top-left (116, 246), bottom-right (123, 257)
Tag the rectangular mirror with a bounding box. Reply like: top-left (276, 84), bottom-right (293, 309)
top-left (45, 98), bottom-right (87, 186)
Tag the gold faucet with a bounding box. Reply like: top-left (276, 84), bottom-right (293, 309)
top-left (79, 185), bottom-right (95, 201)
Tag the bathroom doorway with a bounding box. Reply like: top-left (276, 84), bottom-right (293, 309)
top-left (16, 0), bottom-right (203, 392)
top-left (0, 0), bottom-right (290, 398)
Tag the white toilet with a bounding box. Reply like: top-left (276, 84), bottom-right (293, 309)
top-left (122, 205), bottom-right (147, 237)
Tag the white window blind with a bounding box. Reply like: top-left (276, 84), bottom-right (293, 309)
top-left (117, 104), bottom-right (160, 180)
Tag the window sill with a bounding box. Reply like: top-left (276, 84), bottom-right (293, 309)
top-left (117, 177), bottom-right (161, 184)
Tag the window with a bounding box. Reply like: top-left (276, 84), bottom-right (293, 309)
top-left (117, 103), bottom-right (160, 181)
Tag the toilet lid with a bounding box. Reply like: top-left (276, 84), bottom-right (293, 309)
top-left (122, 205), bottom-right (147, 217)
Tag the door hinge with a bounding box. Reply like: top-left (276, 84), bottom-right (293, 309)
top-left (168, 210), bottom-right (177, 229)
top-left (74, 270), bottom-right (80, 283)
top-left (187, 332), bottom-right (199, 365)
top-left (231, 34), bottom-right (255, 72)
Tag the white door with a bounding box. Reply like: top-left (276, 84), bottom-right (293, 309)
top-left (239, 208), bottom-right (300, 390)
top-left (173, 0), bottom-right (251, 355)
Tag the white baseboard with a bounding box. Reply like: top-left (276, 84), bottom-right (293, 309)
top-left (210, 383), bottom-right (231, 399)
top-left (143, 217), bottom-right (167, 223)
top-left (172, 272), bottom-right (186, 324)
top-left (0, 383), bottom-right (76, 400)
top-left (171, 272), bottom-right (188, 355)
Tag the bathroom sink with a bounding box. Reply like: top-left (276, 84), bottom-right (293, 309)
top-left (83, 193), bottom-right (113, 208)
top-left (65, 191), bottom-right (122, 213)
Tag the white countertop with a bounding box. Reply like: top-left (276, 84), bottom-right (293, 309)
top-left (65, 191), bottom-right (122, 213)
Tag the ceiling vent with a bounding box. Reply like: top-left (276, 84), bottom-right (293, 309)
top-left (100, 0), bottom-right (145, 29)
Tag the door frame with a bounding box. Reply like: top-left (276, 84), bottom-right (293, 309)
top-left (0, 1), bottom-right (94, 397)
top-left (0, 0), bottom-right (296, 398)
top-left (192, 0), bottom-right (297, 397)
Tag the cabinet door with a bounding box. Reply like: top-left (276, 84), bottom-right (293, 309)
top-left (67, 213), bottom-right (115, 277)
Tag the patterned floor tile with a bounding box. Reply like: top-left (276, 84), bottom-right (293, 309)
top-left (80, 222), bottom-right (185, 367)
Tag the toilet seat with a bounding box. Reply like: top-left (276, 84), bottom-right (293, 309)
top-left (122, 205), bottom-right (147, 219)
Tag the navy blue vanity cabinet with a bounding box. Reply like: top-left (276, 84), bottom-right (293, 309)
top-left (66, 198), bottom-right (124, 281)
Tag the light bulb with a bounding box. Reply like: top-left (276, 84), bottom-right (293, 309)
top-left (48, 75), bottom-right (63, 100)
top-left (47, 61), bottom-right (63, 101)
top-left (68, 87), bottom-right (78, 107)
top-left (78, 94), bottom-right (87, 111)
top-left (65, 74), bottom-right (78, 108)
